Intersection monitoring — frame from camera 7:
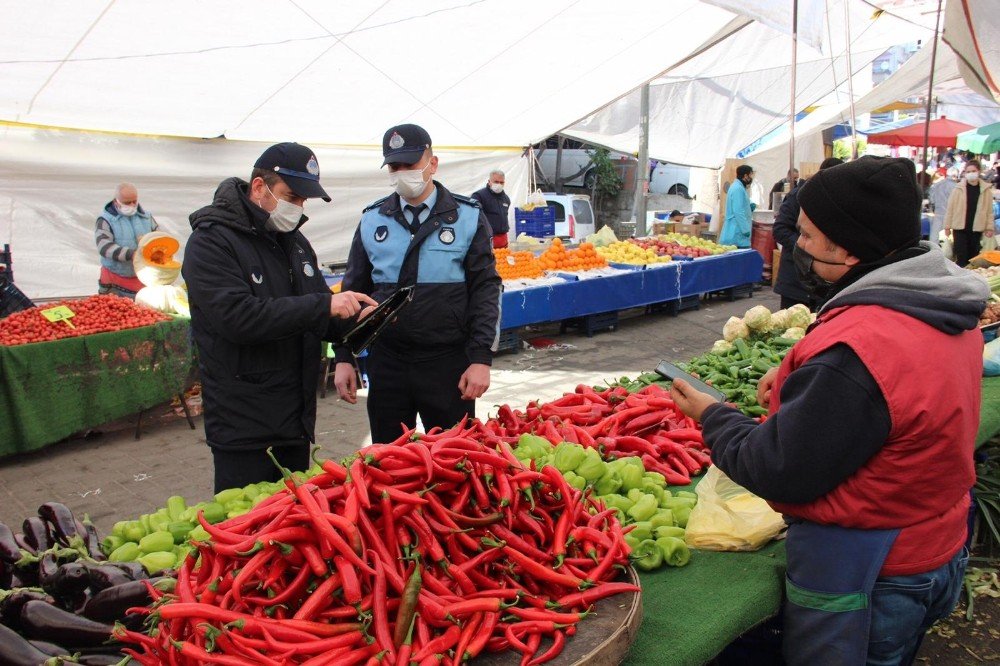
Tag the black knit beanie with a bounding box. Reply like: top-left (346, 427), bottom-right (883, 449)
top-left (797, 156), bottom-right (922, 262)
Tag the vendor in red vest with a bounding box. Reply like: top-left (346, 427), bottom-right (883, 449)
top-left (670, 156), bottom-right (988, 665)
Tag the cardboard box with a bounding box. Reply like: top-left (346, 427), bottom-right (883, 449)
top-left (675, 222), bottom-right (704, 237)
top-left (651, 222), bottom-right (673, 236)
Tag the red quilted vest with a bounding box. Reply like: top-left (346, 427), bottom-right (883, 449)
top-left (768, 305), bottom-right (980, 575)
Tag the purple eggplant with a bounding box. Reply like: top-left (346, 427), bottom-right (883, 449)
top-left (13, 532), bottom-right (34, 555)
top-left (105, 561), bottom-right (147, 580)
top-left (82, 562), bottom-right (131, 592)
top-left (22, 517), bottom-right (51, 552)
top-left (38, 502), bottom-right (78, 546)
top-left (0, 523), bottom-right (20, 563)
top-left (0, 588), bottom-right (54, 630)
top-left (82, 576), bottom-right (170, 623)
top-left (27, 638), bottom-right (69, 656)
top-left (20, 599), bottom-right (115, 647)
top-left (77, 654), bottom-right (127, 665)
top-left (0, 623), bottom-right (57, 666)
top-left (78, 515), bottom-right (106, 560)
top-left (44, 561), bottom-right (92, 601)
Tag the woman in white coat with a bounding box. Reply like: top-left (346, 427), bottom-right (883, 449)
top-left (944, 159), bottom-right (994, 267)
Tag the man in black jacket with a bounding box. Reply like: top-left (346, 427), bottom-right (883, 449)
top-left (183, 142), bottom-right (376, 492)
top-left (773, 158), bottom-right (843, 310)
top-left (471, 169), bottom-right (511, 248)
top-left (333, 124), bottom-right (502, 445)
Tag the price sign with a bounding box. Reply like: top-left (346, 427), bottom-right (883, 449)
top-left (41, 305), bottom-right (76, 329)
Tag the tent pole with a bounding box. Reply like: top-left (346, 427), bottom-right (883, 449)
top-left (634, 82), bottom-right (650, 237)
top-left (789, 0), bottom-right (798, 175)
top-left (555, 135), bottom-right (565, 195)
top-left (922, 0), bottom-right (944, 176)
top-left (844, 0), bottom-right (858, 159)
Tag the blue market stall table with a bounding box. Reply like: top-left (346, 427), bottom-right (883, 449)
top-left (0, 317), bottom-right (194, 457)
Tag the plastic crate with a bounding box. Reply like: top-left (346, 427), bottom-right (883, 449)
top-left (0, 278), bottom-right (34, 319)
top-left (514, 206), bottom-right (556, 238)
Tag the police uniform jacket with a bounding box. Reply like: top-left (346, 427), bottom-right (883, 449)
top-left (183, 177), bottom-right (340, 451)
top-left (335, 182), bottom-right (501, 365)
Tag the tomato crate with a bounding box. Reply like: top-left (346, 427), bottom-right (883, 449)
top-left (496, 329), bottom-right (521, 354)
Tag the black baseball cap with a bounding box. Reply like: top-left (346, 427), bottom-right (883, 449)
top-left (382, 124), bottom-right (432, 166)
top-left (254, 143), bottom-right (331, 202)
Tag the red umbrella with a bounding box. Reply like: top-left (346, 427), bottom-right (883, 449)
top-left (866, 116), bottom-right (975, 148)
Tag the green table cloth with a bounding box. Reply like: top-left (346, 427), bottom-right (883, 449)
top-left (977, 376), bottom-right (1000, 448)
top-left (0, 318), bottom-right (193, 457)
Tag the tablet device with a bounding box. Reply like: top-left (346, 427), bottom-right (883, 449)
top-left (654, 360), bottom-right (727, 402)
top-left (340, 285), bottom-right (414, 357)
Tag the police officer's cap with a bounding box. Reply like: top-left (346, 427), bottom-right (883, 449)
top-left (382, 124), bottom-right (432, 167)
top-left (255, 143), bottom-right (331, 202)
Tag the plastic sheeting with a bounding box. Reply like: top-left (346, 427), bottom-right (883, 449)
top-left (0, 0), bottom-right (740, 147)
top-left (0, 125), bottom-right (529, 298)
top-left (563, 0), bottom-right (934, 168)
top-left (944, 0), bottom-right (1000, 104)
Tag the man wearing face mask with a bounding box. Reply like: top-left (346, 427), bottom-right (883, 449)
top-left (944, 159), bottom-right (995, 267)
top-left (669, 157), bottom-right (986, 665)
top-left (95, 182), bottom-right (158, 298)
top-left (471, 169), bottom-right (511, 248)
top-left (334, 124), bottom-right (502, 445)
top-left (719, 164), bottom-right (754, 248)
top-left (182, 142), bottom-right (377, 492)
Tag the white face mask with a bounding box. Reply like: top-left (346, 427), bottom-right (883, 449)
top-left (489, 182), bottom-right (505, 194)
top-left (261, 184), bottom-right (303, 233)
top-left (966, 172), bottom-right (980, 184)
top-left (117, 201), bottom-right (137, 216)
top-left (390, 162), bottom-right (432, 200)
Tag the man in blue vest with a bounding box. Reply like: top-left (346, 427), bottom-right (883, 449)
top-left (333, 124), bottom-right (502, 444)
top-left (95, 183), bottom-right (157, 298)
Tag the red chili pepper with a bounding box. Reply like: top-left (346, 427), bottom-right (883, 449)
top-left (554, 581), bottom-right (641, 609)
top-left (370, 550), bottom-right (397, 662)
top-left (292, 572), bottom-right (343, 621)
top-left (503, 546), bottom-right (583, 590)
top-left (412, 623), bottom-right (461, 660)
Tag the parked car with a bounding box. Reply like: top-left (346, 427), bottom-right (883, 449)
top-left (542, 193), bottom-right (596, 242)
top-left (534, 138), bottom-right (634, 189)
top-left (649, 161), bottom-right (692, 198)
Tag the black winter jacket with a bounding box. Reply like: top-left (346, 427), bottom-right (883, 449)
top-left (772, 186), bottom-right (811, 303)
top-left (182, 177), bottom-right (339, 451)
top-left (471, 186), bottom-right (511, 235)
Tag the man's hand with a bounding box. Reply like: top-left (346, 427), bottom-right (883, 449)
top-left (669, 378), bottom-right (720, 423)
top-left (334, 362), bottom-right (358, 403)
top-left (330, 291), bottom-right (378, 319)
top-left (945, 228), bottom-right (952, 238)
top-left (756, 367), bottom-right (779, 408)
top-left (458, 363), bottom-right (491, 401)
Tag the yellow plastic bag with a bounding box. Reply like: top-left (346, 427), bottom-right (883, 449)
top-left (585, 225), bottom-right (620, 247)
top-left (684, 466), bottom-right (786, 551)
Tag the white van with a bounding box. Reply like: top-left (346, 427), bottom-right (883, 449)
top-left (543, 193), bottom-right (596, 242)
top-left (649, 161), bottom-right (692, 198)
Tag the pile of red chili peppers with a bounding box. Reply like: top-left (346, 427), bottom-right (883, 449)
top-left (117, 430), bottom-right (637, 665)
top-left (486, 384), bottom-right (711, 485)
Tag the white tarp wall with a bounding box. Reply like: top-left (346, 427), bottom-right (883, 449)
top-left (562, 0), bottom-right (934, 168)
top-left (0, 125), bottom-right (528, 298)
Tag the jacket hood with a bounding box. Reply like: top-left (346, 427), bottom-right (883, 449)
top-left (821, 241), bottom-right (989, 334)
top-left (190, 177), bottom-right (283, 234)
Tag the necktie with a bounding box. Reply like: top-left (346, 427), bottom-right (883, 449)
top-left (405, 204), bottom-right (426, 235)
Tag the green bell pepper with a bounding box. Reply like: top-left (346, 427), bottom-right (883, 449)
top-left (109, 542), bottom-right (141, 562)
top-left (675, 491), bottom-right (697, 499)
top-left (628, 521), bottom-right (653, 542)
top-left (626, 488), bottom-right (645, 503)
top-left (643, 472), bottom-right (666, 486)
top-left (148, 511), bottom-right (171, 534)
top-left (627, 495), bottom-right (659, 523)
top-left (649, 509), bottom-right (674, 529)
top-left (598, 495), bottom-right (634, 514)
top-left (655, 526), bottom-right (686, 539)
top-left (188, 525), bottom-right (211, 543)
top-left (167, 521), bottom-right (195, 545)
top-left (138, 551), bottom-right (177, 574)
top-left (672, 505), bottom-right (692, 528)
top-left (563, 471), bottom-right (587, 491)
top-left (166, 495), bottom-right (187, 521)
top-left (101, 535), bottom-right (124, 556)
top-left (111, 521), bottom-right (129, 539)
top-left (655, 536), bottom-right (691, 567)
top-left (661, 496), bottom-right (697, 510)
top-left (640, 480), bottom-right (665, 502)
top-left (576, 449), bottom-right (606, 484)
top-left (138, 531), bottom-right (175, 554)
top-left (594, 470), bottom-right (622, 496)
top-left (199, 502), bottom-right (227, 524)
top-left (122, 521), bottom-right (147, 543)
top-left (632, 539), bottom-right (665, 571)
top-left (214, 488), bottom-right (245, 505)
top-left (553, 442), bottom-right (587, 473)
top-left (619, 465), bottom-right (644, 492)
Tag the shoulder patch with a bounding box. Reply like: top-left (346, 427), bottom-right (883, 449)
top-left (452, 193), bottom-right (481, 209)
top-left (363, 195), bottom-right (391, 214)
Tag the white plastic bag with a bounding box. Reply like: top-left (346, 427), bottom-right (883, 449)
top-left (684, 466), bottom-right (786, 551)
top-left (520, 188), bottom-right (547, 211)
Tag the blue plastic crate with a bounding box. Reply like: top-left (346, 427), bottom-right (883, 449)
top-left (514, 217), bottom-right (555, 238)
top-left (515, 206), bottom-right (556, 223)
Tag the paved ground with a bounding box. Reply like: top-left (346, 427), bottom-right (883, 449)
top-left (0, 288), bottom-right (779, 534)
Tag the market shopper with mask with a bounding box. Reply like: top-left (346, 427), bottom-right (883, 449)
top-left (944, 159), bottom-right (995, 267)
top-left (334, 124), bottom-right (502, 445)
top-left (95, 183), bottom-right (158, 298)
top-left (719, 164), bottom-right (754, 248)
top-left (183, 142), bottom-right (377, 492)
top-left (471, 169), bottom-right (511, 248)
top-left (670, 156), bottom-right (987, 665)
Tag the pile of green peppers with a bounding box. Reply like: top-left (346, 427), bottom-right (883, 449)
top-left (680, 337), bottom-right (795, 416)
top-left (514, 435), bottom-right (694, 571)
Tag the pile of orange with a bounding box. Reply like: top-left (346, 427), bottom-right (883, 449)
top-left (494, 248), bottom-right (544, 280)
top-left (538, 239), bottom-right (607, 272)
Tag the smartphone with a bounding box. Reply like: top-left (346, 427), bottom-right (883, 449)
top-left (654, 360), bottom-right (727, 402)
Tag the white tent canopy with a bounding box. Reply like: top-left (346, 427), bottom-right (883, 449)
top-left (562, 0), bottom-right (935, 168)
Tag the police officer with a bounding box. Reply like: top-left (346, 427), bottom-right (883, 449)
top-left (183, 142), bottom-right (376, 492)
top-left (471, 169), bottom-right (511, 248)
top-left (333, 124), bottom-right (502, 444)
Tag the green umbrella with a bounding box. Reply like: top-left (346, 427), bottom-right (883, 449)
top-left (957, 122), bottom-right (1000, 154)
